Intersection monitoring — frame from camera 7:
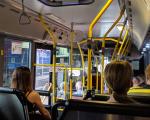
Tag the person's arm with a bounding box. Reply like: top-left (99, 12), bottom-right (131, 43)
top-left (28, 91), bottom-right (51, 120)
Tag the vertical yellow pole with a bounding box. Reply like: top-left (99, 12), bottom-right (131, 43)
top-left (117, 29), bottom-right (129, 57)
top-left (111, 18), bottom-right (127, 61)
top-left (87, 0), bottom-right (113, 91)
top-left (101, 7), bottom-right (125, 94)
top-left (64, 67), bottom-right (67, 99)
top-left (77, 43), bottom-right (85, 89)
top-left (70, 23), bottom-right (74, 99)
top-left (121, 37), bottom-right (130, 56)
top-left (124, 40), bottom-right (132, 56)
top-left (96, 57), bottom-right (99, 93)
top-left (39, 15), bottom-right (57, 104)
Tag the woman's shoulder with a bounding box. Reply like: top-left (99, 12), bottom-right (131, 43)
top-left (27, 90), bottom-right (41, 103)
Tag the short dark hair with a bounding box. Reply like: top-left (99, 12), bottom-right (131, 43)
top-left (104, 61), bottom-right (133, 94)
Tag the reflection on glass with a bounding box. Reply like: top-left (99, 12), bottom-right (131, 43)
top-left (3, 38), bottom-right (30, 87)
top-left (35, 49), bottom-right (51, 90)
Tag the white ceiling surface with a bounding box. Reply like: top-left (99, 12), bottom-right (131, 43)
top-left (3, 0), bottom-right (124, 39)
top-left (131, 0), bottom-right (150, 49)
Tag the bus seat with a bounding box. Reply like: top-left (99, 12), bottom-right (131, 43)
top-left (52, 99), bottom-right (150, 120)
top-left (128, 95), bottom-right (150, 104)
top-left (0, 87), bottom-right (29, 120)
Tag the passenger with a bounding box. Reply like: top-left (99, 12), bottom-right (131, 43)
top-left (128, 65), bottom-right (150, 95)
top-left (104, 61), bottom-right (135, 103)
top-left (132, 77), bottom-right (142, 87)
top-left (143, 64), bottom-right (150, 88)
top-left (11, 66), bottom-right (51, 120)
top-left (73, 80), bottom-right (83, 96)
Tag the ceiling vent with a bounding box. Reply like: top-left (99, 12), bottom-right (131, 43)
top-left (38, 0), bottom-right (95, 7)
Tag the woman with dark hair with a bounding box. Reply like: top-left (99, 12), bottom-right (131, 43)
top-left (104, 61), bottom-right (134, 103)
top-left (11, 66), bottom-right (51, 120)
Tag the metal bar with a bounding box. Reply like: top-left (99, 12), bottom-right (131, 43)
top-left (117, 29), bottom-right (129, 57)
top-left (77, 42), bottom-right (85, 88)
top-left (121, 37), bottom-right (130, 56)
top-left (69, 23), bottom-right (74, 99)
top-left (101, 6), bottom-right (125, 94)
top-left (88, 0), bottom-right (113, 38)
top-left (111, 18), bottom-right (127, 61)
top-left (64, 67), bottom-right (67, 99)
top-left (39, 15), bottom-right (57, 104)
top-left (33, 64), bottom-right (65, 67)
top-left (87, 0), bottom-right (113, 90)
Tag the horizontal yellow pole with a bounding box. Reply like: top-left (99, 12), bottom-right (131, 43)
top-left (93, 38), bottom-right (122, 44)
top-left (33, 64), bottom-right (65, 67)
top-left (78, 38), bottom-right (122, 45)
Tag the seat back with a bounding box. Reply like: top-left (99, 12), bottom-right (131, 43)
top-left (52, 99), bottom-right (150, 120)
top-left (0, 87), bottom-right (29, 120)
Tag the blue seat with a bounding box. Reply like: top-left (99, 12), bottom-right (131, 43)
top-left (0, 87), bottom-right (29, 120)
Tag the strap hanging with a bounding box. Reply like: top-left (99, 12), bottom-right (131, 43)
top-left (19, 0), bottom-right (31, 25)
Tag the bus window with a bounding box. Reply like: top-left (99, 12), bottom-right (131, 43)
top-left (35, 49), bottom-right (51, 90)
top-left (3, 38), bottom-right (31, 87)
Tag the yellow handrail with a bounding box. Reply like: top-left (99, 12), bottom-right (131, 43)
top-left (77, 42), bottom-right (85, 89)
top-left (33, 64), bottom-right (65, 67)
top-left (121, 37), bottom-right (130, 56)
top-left (88, 0), bottom-right (113, 38)
top-left (69, 23), bottom-right (75, 99)
top-left (87, 0), bottom-right (113, 90)
top-left (111, 18), bottom-right (127, 61)
top-left (39, 15), bottom-right (57, 104)
top-left (78, 38), bottom-right (122, 45)
top-left (64, 67), bottom-right (67, 99)
top-left (117, 29), bottom-right (129, 57)
top-left (101, 6), bottom-right (125, 94)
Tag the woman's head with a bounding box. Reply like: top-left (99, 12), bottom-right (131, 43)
top-left (104, 61), bottom-right (133, 95)
top-left (11, 66), bottom-right (32, 92)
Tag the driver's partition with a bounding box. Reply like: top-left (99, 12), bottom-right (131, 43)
top-left (52, 99), bottom-right (150, 120)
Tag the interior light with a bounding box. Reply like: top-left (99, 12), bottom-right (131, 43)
top-left (143, 48), bottom-right (146, 51)
top-left (116, 24), bottom-right (124, 31)
top-left (146, 43), bottom-right (150, 48)
top-left (141, 52), bottom-right (144, 54)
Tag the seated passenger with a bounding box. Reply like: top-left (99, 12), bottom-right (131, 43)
top-left (73, 80), bottom-right (83, 96)
top-left (128, 65), bottom-right (150, 95)
top-left (104, 61), bottom-right (135, 103)
top-left (11, 66), bottom-right (51, 120)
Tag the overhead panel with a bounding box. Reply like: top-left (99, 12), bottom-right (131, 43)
top-left (38, 0), bottom-right (95, 7)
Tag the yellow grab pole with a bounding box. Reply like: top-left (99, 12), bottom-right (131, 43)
top-left (125, 40), bottom-right (132, 56)
top-left (33, 64), bottom-right (65, 67)
top-left (93, 38), bottom-right (122, 44)
top-left (111, 18), bottom-right (127, 61)
top-left (64, 67), bottom-right (67, 99)
top-left (96, 56), bottom-right (99, 93)
top-left (79, 39), bottom-right (88, 45)
top-left (88, 0), bottom-right (113, 38)
top-left (39, 15), bottom-right (57, 104)
top-left (117, 29), bottom-right (129, 57)
top-left (101, 6), bottom-right (125, 94)
top-left (87, 0), bottom-right (113, 90)
top-left (69, 23), bottom-right (74, 99)
top-left (79, 38), bottom-right (122, 45)
top-left (77, 42), bottom-right (85, 89)
top-left (121, 37), bottom-right (130, 56)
